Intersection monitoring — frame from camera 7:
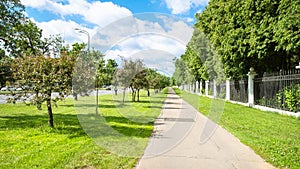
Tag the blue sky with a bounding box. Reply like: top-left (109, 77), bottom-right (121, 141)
top-left (20, 0), bottom-right (209, 75)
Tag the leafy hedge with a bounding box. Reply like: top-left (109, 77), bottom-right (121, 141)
top-left (277, 84), bottom-right (300, 112)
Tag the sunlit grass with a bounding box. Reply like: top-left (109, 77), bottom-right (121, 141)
top-left (174, 88), bottom-right (300, 169)
top-left (0, 89), bottom-right (167, 169)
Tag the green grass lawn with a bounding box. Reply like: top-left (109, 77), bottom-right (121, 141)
top-left (173, 88), bottom-right (300, 169)
top-left (0, 89), bottom-right (167, 169)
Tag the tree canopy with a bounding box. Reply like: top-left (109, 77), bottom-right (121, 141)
top-left (1, 0), bottom-right (64, 58)
top-left (115, 58), bottom-right (170, 102)
top-left (12, 52), bottom-right (76, 127)
top-left (0, 0), bottom-right (44, 57)
top-left (194, 0), bottom-right (300, 79)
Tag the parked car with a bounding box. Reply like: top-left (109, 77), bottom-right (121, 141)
top-left (1, 86), bottom-right (17, 91)
top-left (1, 87), bottom-right (7, 91)
top-left (105, 85), bottom-right (113, 90)
top-left (8, 87), bottom-right (16, 91)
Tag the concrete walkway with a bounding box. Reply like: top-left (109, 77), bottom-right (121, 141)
top-left (136, 88), bottom-right (276, 169)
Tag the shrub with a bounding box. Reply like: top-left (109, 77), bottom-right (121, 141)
top-left (277, 84), bottom-right (300, 112)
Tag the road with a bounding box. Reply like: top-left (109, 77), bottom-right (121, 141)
top-left (0, 90), bottom-right (115, 104)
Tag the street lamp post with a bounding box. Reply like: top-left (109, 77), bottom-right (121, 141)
top-left (74, 28), bottom-right (90, 51)
top-left (75, 28), bottom-right (98, 114)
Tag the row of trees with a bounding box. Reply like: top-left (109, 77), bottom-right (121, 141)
top-left (173, 0), bottom-right (300, 86)
top-left (6, 42), bottom-right (118, 127)
top-left (0, 0), bottom-right (120, 127)
top-left (115, 59), bottom-right (170, 103)
top-left (1, 0), bottom-right (170, 127)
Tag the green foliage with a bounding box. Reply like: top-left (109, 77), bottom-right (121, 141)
top-left (0, 54), bottom-right (13, 87)
top-left (146, 69), bottom-right (159, 89)
top-left (0, 0), bottom-right (43, 57)
top-left (13, 53), bottom-right (75, 101)
top-left (277, 84), bottom-right (300, 112)
top-left (173, 28), bottom-right (225, 86)
top-left (115, 59), bottom-right (169, 102)
top-left (172, 57), bottom-right (191, 86)
top-left (96, 58), bottom-right (118, 88)
top-left (72, 47), bottom-right (97, 100)
top-left (156, 73), bottom-right (170, 90)
top-left (195, 0), bottom-right (300, 79)
top-left (105, 59), bottom-right (118, 85)
top-left (11, 52), bottom-right (76, 127)
top-left (1, 1), bottom-right (64, 57)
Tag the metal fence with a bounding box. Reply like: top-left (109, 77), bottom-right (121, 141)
top-left (254, 69), bottom-right (300, 111)
top-left (182, 68), bottom-right (300, 112)
top-left (230, 78), bottom-right (248, 103)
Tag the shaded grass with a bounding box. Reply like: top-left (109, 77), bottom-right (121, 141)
top-left (0, 89), bottom-right (167, 169)
top-left (173, 88), bottom-right (300, 169)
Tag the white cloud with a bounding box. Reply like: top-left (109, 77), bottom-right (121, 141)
top-left (21, 0), bottom-right (132, 27)
top-left (21, 0), bottom-right (133, 47)
top-left (196, 8), bottom-right (204, 14)
top-left (83, 1), bottom-right (132, 27)
top-left (164, 0), bottom-right (209, 14)
top-left (92, 14), bottom-right (193, 53)
top-left (186, 17), bottom-right (194, 23)
top-left (21, 0), bottom-right (49, 8)
top-left (164, 0), bottom-right (191, 14)
top-left (103, 33), bottom-right (186, 76)
top-left (32, 18), bottom-right (97, 47)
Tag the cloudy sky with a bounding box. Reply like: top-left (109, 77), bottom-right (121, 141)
top-left (20, 0), bottom-right (209, 75)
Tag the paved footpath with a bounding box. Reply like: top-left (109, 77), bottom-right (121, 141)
top-left (136, 88), bottom-right (276, 169)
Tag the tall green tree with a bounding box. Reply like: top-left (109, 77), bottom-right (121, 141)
top-left (115, 59), bottom-right (149, 102)
top-left (0, 51), bottom-right (13, 87)
top-left (146, 69), bottom-right (159, 96)
top-left (195, 0), bottom-right (300, 79)
top-left (115, 59), bottom-right (140, 103)
top-left (104, 59), bottom-right (118, 86)
top-left (172, 57), bottom-right (189, 86)
top-left (1, 0), bottom-right (43, 57)
top-left (12, 52), bottom-right (76, 127)
top-left (71, 43), bottom-right (98, 100)
top-left (130, 69), bottom-right (148, 102)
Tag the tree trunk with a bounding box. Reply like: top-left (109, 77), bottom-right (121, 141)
top-left (137, 89), bottom-right (140, 102)
top-left (96, 88), bottom-right (98, 115)
top-left (122, 88), bottom-right (126, 104)
top-left (47, 98), bottom-right (54, 128)
top-left (74, 93), bottom-right (78, 101)
top-left (132, 89), bottom-right (136, 102)
top-left (35, 91), bottom-right (42, 110)
top-left (147, 89), bottom-right (150, 97)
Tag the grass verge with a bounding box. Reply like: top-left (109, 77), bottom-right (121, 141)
top-left (173, 88), bottom-right (300, 169)
top-left (0, 89), bottom-right (167, 169)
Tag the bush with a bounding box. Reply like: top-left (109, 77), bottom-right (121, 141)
top-left (277, 84), bottom-right (300, 112)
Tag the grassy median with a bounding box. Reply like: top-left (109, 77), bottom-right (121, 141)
top-left (0, 89), bottom-right (167, 169)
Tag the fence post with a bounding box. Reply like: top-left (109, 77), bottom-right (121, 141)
top-left (213, 78), bottom-right (217, 98)
top-left (205, 80), bottom-right (209, 96)
top-left (247, 67), bottom-right (257, 107)
top-left (226, 78), bottom-right (231, 101)
top-left (199, 80), bottom-right (203, 95)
